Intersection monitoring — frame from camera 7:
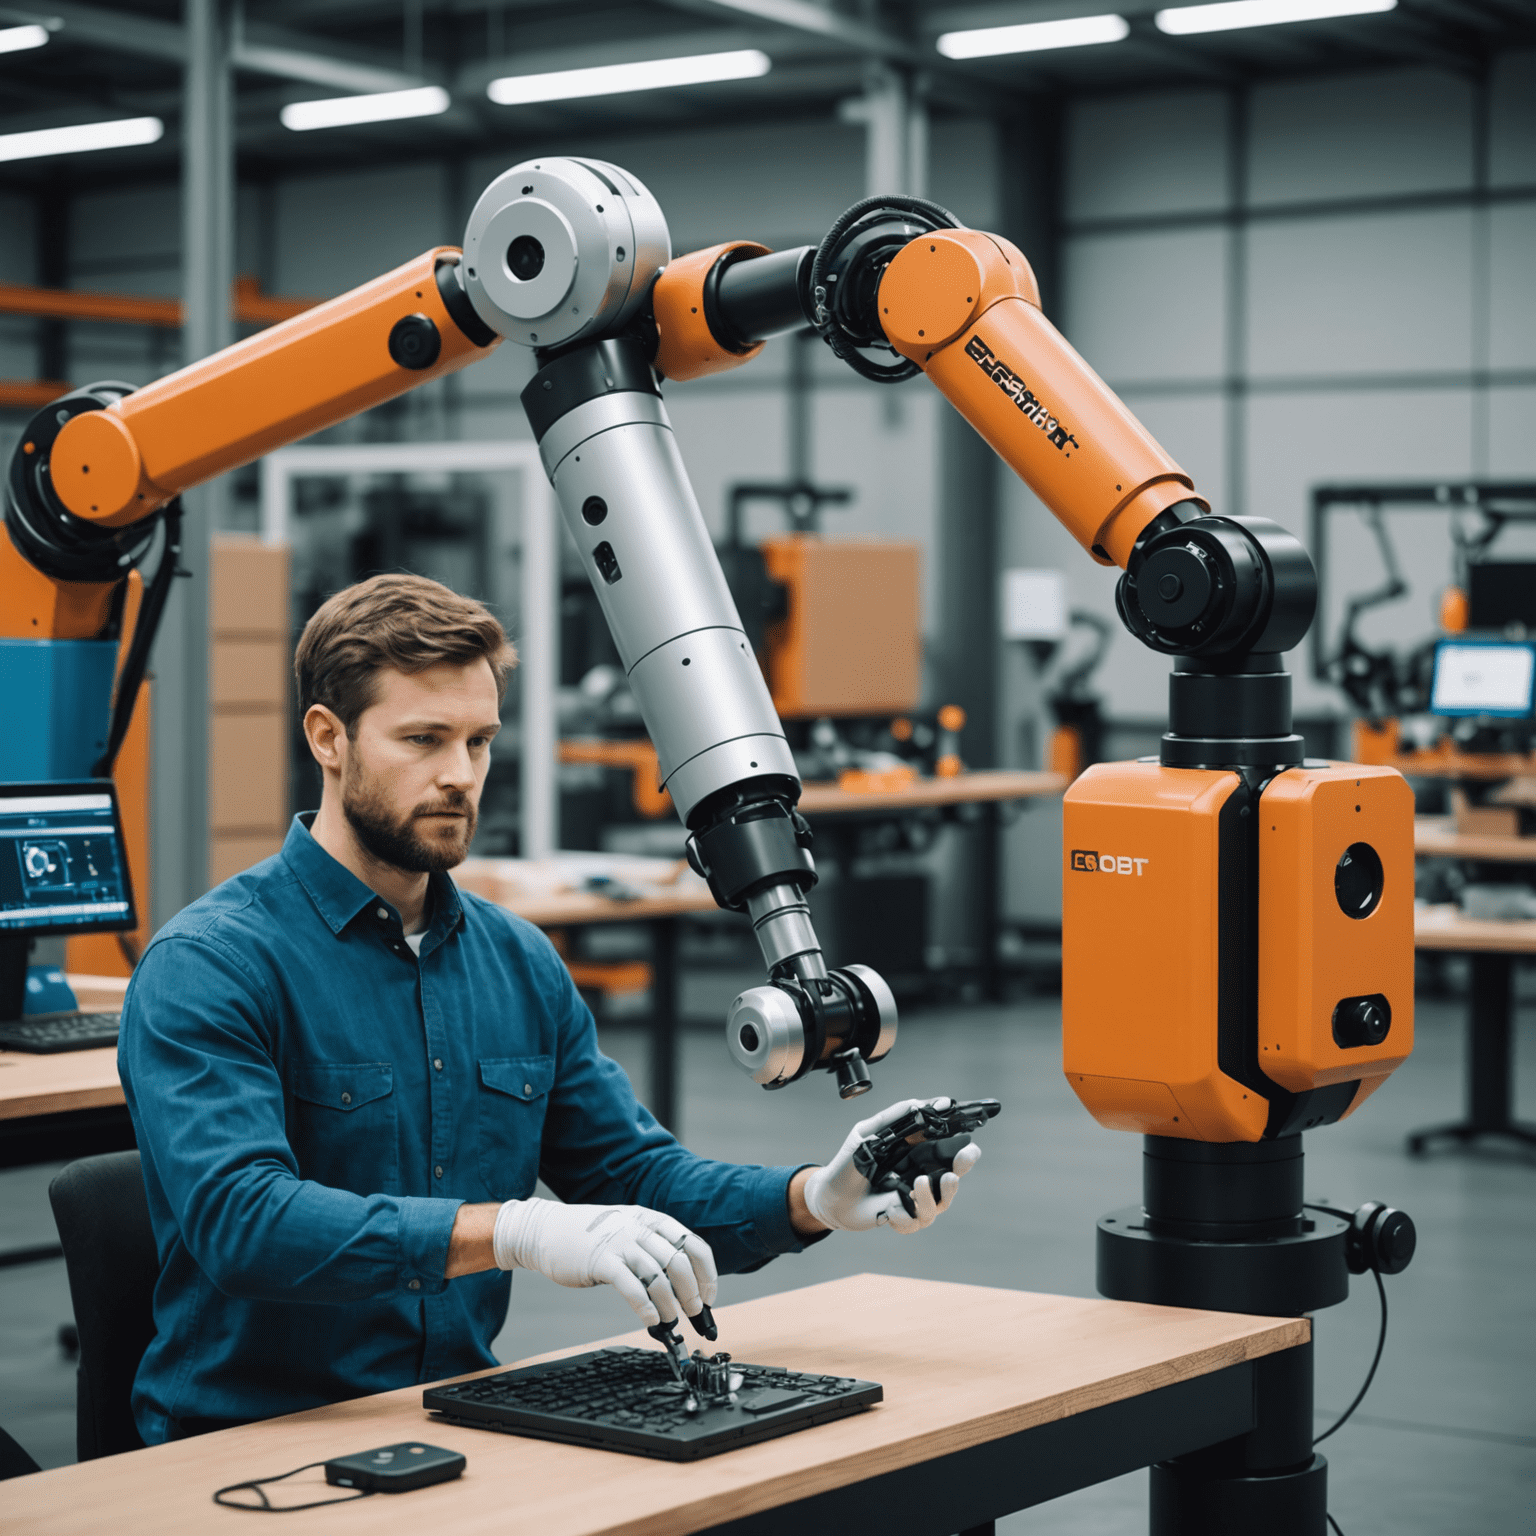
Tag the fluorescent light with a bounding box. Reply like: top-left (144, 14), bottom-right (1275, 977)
top-left (0, 24), bottom-right (50, 54)
top-left (0, 116), bottom-right (163, 164)
top-left (487, 48), bottom-right (770, 106)
top-left (1156, 0), bottom-right (1395, 35)
top-left (937, 15), bottom-right (1130, 58)
top-left (280, 85), bottom-right (450, 132)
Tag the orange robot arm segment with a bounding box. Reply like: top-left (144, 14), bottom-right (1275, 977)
top-left (48, 249), bottom-right (499, 527)
top-left (652, 241), bottom-right (770, 382)
top-left (877, 230), bottom-right (1207, 569)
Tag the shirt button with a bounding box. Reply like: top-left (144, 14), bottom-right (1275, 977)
top-left (376, 907), bottom-right (389, 921)
top-left (434, 1165), bottom-right (444, 1179)
top-left (433, 1058), bottom-right (443, 1071)
top-left (524, 1083), bottom-right (533, 1096)
top-left (408, 1279), bottom-right (421, 1291)
top-left (340, 1092), bottom-right (352, 1105)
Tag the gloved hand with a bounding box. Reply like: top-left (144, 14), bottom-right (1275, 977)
top-left (802, 1097), bottom-right (982, 1234)
top-left (492, 1198), bottom-right (718, 1328)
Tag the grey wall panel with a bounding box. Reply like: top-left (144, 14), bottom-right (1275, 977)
top-left (0, 193), bottom-right (35, 282)
top-left (71, 185), bottom-right (181, 294)
top-left (274, 162), bottom-right (448, 296)
top-left (1249, 69), bottom-right (1473, 207)
top-left (1489, 387), bottom-right (1536, 475)
top-left (1247, 209), bottom-right (1474, 379)
top-left (1244, 387), bottom-right (1474, 712)
top-left (1064, 88), bottom-right (1228, 223)
top-left (1062, 226), bottom-right (1226, 385)
top-left (1490, 48), bottom-right (1536, 189)
top-left (1489, 204), bottom-right (1536, 370)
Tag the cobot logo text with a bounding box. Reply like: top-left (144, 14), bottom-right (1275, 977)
top-left (1070, 850), bottom-right (1149, 876)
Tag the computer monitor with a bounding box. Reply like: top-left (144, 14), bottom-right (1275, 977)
top-left (0, 781), bottom-right (136, 1022)
top-left (1429, 640), bottom-right (1536, 719)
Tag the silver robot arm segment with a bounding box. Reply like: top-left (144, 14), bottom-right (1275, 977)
top-left (462, 157), bottom-right (895, 1098)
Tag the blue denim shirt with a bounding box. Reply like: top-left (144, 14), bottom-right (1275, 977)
top-left (118, 815), bottom-right (807, 1443)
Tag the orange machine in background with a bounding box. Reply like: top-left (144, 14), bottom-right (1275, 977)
top-left (761, 536), bottom-right (921, 719)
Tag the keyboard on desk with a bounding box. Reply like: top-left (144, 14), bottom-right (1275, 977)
top-left (0, 1011), bottom-right (121, 1054)
top-left (424, 1345), bottom-right (882, 1462)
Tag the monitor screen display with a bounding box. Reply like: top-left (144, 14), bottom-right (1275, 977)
top-left (1430, 641), bottom-right (1536, 719)
top-left (0, 782), bottom-right (136, 935)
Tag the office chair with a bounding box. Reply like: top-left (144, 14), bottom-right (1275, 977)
top-left (0, 1424), bottom-right (41, 1479)
top-left (48, 1150), bottom-right (159, 1460)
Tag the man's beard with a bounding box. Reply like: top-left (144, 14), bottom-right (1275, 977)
top-left (341, 764), bottom-right (477, 875)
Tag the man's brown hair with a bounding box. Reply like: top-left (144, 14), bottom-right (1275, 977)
top-left (295, 573), bottom-right (516, 734)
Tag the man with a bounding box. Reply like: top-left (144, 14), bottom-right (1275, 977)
top-left (119, 573), bottom-right (979, 1443)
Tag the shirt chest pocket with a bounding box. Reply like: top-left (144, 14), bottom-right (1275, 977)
top-left (287, 1062), bottom-right (400, 1197)
top-left (476, 1055), bottom-right (554, 1201)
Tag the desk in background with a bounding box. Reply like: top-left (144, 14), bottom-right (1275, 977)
top-left (0, 975), bottom-right (132, 1177)
top-left (797, 770), bottom-right (1066, 1001)
top-left (1411, 902), bottom-right (1536, 1155)
top-left (1413, 817), bottom-right (1536, 1155)
top-left (0, 1273), bottom-right (1308, 1536)
top-left (453, 856), bottom-right (719, 1132)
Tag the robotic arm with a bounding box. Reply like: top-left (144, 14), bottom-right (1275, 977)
top-left (4, 159), bottom-right (895, 1101)
top-left (625, 190), bottom-right (1412, 1142)
top-left (8, 161), bottom-right (1410, 1135)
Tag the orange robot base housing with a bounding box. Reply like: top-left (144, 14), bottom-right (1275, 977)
top-left (1063, 759), bottom-right (1413, 1144)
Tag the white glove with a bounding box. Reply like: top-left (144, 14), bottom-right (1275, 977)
top-left (492, 1198), bottom-right (718, 1328)
top-left (802, 1097), bottom-right (982, 1235)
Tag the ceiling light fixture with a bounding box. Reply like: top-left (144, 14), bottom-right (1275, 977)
top-left (0, 116), bottom-right (164, 164)
top-left (487, 48), bottom-right (771, 106)
top-left (280, 85), bottom-right (450, 132)
top-left (0, 23), bottom-right (50, 54)
top-left (1155, 0), bottom-right (1396, 35)
top-left (937, 15), bottom-right (1130, 58)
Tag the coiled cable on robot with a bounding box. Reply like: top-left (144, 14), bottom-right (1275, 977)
top-left (809, 194), bottom-right (961, 383)
top-left (1306, 1203), bottom-right (1391, 1448)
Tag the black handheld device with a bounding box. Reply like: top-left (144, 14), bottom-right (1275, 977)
top-left (324, 1442), bottom-right (466, 1493)
top-left (852, 1097), bottom-right (1002, 1217)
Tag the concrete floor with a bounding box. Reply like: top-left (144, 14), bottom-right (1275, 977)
top-left (1, 984), bottom-right (1532, 1533)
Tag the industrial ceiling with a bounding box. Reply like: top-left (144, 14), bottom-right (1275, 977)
top-left (1, 1), bottom-right (1533, 192)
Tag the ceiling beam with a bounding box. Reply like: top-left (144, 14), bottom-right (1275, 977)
top-left (663, 0), bottom-right (932, 67)
top-left (34, 1), bottom-right (432, 94)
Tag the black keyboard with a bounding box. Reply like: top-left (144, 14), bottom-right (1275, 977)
top-left (424, 1346), bottom-right (882, 1462)
top-left (0, 1011), bottom-right (121, 1054)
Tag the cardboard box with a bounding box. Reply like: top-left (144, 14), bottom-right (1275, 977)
top-left (211, 638), bottom-right (288, 707)
top-left (210, 536), bottom-right (290, 637)
top-left (210, 712), bottom-right (289, 831)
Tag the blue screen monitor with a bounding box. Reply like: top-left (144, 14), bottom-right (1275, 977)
top-left (0, 781), bottom-right (136, 936)
top-left (1430, 640), bottom-right (1536, 719)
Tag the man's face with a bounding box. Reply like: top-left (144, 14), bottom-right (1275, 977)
top-left (339, 660), bottom-right (502, 874)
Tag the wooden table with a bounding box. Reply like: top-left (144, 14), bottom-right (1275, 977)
top-left (0, 1273), bottom-right (1308, 1536)
top-left (796, 770), bottom-right (1066, 1002)
top-left (453, 858), bottom-right (721, 1132)
top-left (0, 974), bottom-right (133, 1176)
top-left (1412, 903), bottom-right (1536, 1155)
top-left (1414, 815), bottom-right (1536, 863)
